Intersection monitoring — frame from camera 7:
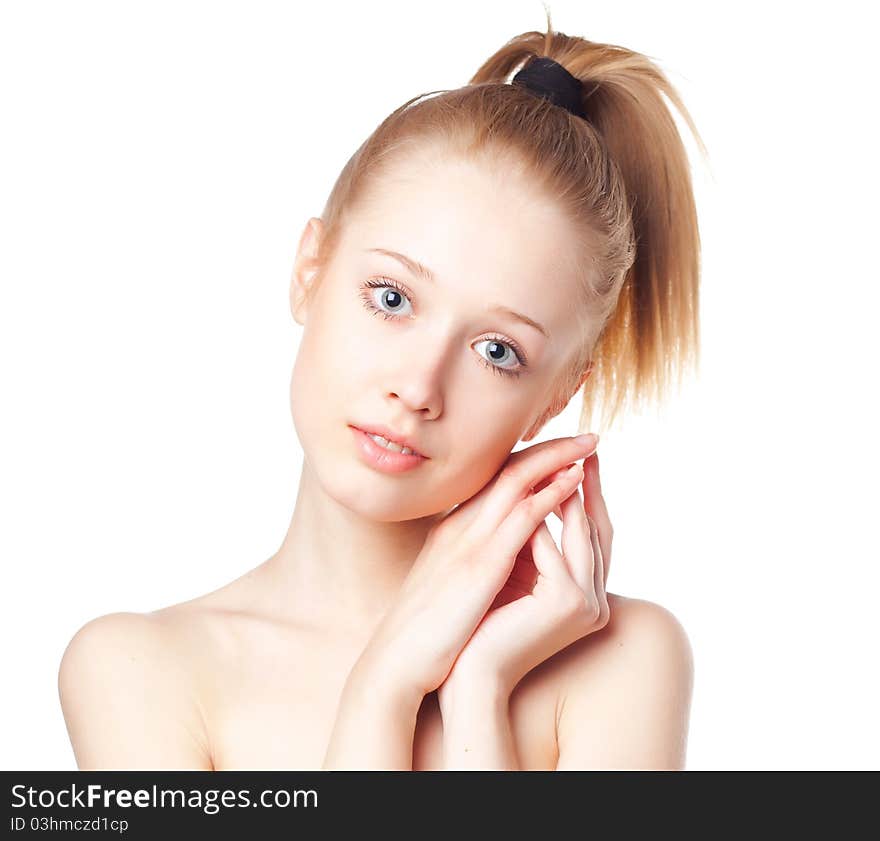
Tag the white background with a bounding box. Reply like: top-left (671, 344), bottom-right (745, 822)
top-left (1, 0), bottom-right (877, 770)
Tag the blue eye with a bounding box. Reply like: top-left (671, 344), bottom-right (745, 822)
top-left (361, 278), bottom-right (414, 319)
top-left (359, 278), bottom-right (528, 379)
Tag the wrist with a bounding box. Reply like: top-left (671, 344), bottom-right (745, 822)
top-left (323, 655), bottom-right (422, 771)
top-left (346, 650), bottom-right (425, 716)
top-left (438, 680), bottom-right (516, 770)
top-left (438, 669), bottom-right (511, 714)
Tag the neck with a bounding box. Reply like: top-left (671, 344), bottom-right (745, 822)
top-left (260, 458), bottom-right (447, 641)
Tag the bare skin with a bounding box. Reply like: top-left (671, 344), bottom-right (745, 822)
top-left (59, 152), bottom-right (693, 770)
top-left (59, 577), bottom-right (639, 769)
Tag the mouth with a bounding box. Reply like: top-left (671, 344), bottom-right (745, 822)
top-left (349, 423), bottom-right (428, 459)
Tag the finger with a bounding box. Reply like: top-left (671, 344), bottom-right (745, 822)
top-left (528, 519), bottom-right (569, 582)
top-left (582, 450), bottom-right (613, 573)
top-left (559, 483), bottom-right (593, 592)
top-left (586, 513), bottom-right (610, 608)
top-left (490, 462), bottom-right (584, 568)
top-left (507, 544), bottom-right (538, 593)
top-left (543, 467), bottom-right (575, 522)
top-left (585, 513), bottom-right (604, 593)
top-left (477, 435), bottom-right (598, 533)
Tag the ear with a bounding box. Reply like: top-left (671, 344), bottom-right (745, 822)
top-left (290, 217), bottom-right (325, 326)
top-left (520, 362), bottom-right (594, 442)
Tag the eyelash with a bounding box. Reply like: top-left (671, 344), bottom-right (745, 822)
top-left (359, 277), bottom-right (528, 379)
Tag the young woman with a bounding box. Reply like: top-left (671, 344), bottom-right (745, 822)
top-left (58, 14), bottom-right (703, 770)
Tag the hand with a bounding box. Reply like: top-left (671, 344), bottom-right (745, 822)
top-left (437, 444), bottom-right (613, 699)
top-left (559, 448), bottom-right (613, 586)
top-left (356, 434), bottom-right (602, 700)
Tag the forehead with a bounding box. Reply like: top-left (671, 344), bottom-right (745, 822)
top-left (351, 153), bottom-right (581, 294)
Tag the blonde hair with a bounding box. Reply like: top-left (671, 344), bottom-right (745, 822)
top-left (303, 8), bottom-right (706, 436)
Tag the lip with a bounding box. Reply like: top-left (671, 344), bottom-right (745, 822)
top-left (349, 422), bottom-right (428, 458)
top-left (350, 426), bottom-right (429, 474)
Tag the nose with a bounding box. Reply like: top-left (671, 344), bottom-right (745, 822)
top-left (386, 355), bottom-right (446, 420)
top-left (387, 386), bottom-right (440, 421)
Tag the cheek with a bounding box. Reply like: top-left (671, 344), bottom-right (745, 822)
top-left (442, 418), bottom-right (525, 496)
top-left (321, 289), bottom-right (377, 375)
top-left (289, 294), bottom-right (384, 466)
top-left (289, 335), bottom-right (320, 450)
top-left (291, 290), bottom-right (365, 390)
top-left (289, 303), bottom-right (351, 443)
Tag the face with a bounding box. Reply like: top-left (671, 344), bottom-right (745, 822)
top-left (289, 153), bottom-right (586, 521)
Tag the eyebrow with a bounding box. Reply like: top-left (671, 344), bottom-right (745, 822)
top-left (365, 247), bottom-right (550, 339)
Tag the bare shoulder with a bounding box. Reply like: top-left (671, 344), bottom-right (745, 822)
top-left (555, 593), bottom-right (693, 680)
top-left (58, 609), bottom-right (214, 769)
top-left (550, 593), bottom-right (695, 770)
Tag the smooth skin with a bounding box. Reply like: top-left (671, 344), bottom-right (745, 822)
top-left (323, 433), bottom-right (604, 767)
top-left (58, 153), bottom-right (694, 770)
top-left (58, 439), bottom-right (693, 770)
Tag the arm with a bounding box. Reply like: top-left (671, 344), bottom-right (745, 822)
top-left (555, 598), bottom-right (694, 770)
top-left (58, 613), bottom-right (213, 770)
top-left (438, 677), bottom-right (520, 770)
top-left (320, 436), bottom-right (603, 769)
top-left (322, 654), bottom-right (425, 770)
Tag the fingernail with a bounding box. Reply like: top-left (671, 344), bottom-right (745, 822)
top-left (573, 433), bottom-right (599, 449)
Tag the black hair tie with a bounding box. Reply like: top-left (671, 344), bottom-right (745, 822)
top-left (511, 56), bottom-right (587, 120)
